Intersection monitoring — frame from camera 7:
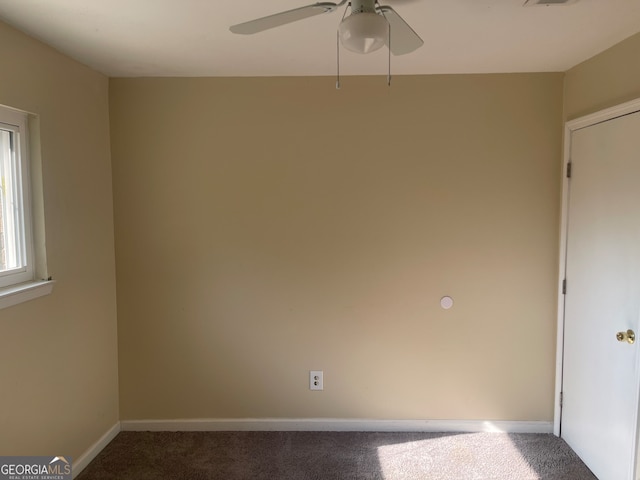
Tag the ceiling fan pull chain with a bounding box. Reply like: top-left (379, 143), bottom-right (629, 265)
top-left (336, 2), bottom-right (350, 89)
top-left (378, 3), bottom-right (391, 86)
top-left (387, 22), bottom-right (391, 86)
top-left (336, 30), bottom-right (341, 89)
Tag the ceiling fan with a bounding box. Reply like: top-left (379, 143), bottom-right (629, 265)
top-left (229, 0), bottom-right (424, 56)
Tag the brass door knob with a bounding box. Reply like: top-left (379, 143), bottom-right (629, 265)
top-left (616, 329), bottom-right (636, 344)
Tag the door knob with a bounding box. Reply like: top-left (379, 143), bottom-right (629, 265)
top-left (616, 329), bottom-right (636, 344)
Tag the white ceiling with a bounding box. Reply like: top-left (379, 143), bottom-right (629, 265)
top-left (0, 0), bottom-right (639, 77)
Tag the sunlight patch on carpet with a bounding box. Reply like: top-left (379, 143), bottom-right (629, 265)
top-left (376, 432), bottom-right (540, 480)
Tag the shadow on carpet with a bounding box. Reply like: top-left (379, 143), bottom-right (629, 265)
top-left (76, 431), bottom-right (597, 480)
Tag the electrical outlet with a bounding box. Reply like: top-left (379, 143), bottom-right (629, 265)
top-left (310, 370), bottom-right (323, 390)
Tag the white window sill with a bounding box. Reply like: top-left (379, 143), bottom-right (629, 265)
top-left (0, 280), bottom-right (55, 310)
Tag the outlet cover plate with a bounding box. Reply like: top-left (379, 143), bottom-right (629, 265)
top-left (310, 370), bottom-right (323, 390)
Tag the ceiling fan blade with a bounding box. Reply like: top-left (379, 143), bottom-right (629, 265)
top-left (230, 3), bottom-right (340, 35)
top-left (378, 6), bottom-right (424, 56)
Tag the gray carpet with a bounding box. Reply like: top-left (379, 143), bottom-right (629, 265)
top-left (76, 431), bottom-right (597, 480)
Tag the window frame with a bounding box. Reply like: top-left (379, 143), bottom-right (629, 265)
top-left (0, 104), bottom-right (53, 310)
top-left (0, 107), bottom-right (35, 288)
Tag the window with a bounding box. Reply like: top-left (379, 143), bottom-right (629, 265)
top-left (0, 105), bottom-right (51, 308)
top-left (0, 108), bottom-right (32, 287)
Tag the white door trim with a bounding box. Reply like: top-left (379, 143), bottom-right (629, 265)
top-left (554, 97), bottom-right (640, 436)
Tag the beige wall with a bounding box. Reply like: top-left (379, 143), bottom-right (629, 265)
top-left (0, 21), bottom-right (119, 458)
top-left (565, 32), bottom-right (640, 119)
top-left (111, 74), bottom-right (563, 421)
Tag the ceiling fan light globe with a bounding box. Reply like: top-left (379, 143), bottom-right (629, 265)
top-left (338, 12), bottom-right (388, 54)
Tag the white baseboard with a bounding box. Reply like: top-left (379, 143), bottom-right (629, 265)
top-left (120, 418), bottom-right (553, 434)
top-left (73, 422), bottom-right (121, 479)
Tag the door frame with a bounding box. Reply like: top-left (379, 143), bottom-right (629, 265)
top-left (555, 97), bottom-right (640, 437)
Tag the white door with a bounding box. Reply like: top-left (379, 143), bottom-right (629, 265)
top-left (561, 110), bottom-right (640, 480)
